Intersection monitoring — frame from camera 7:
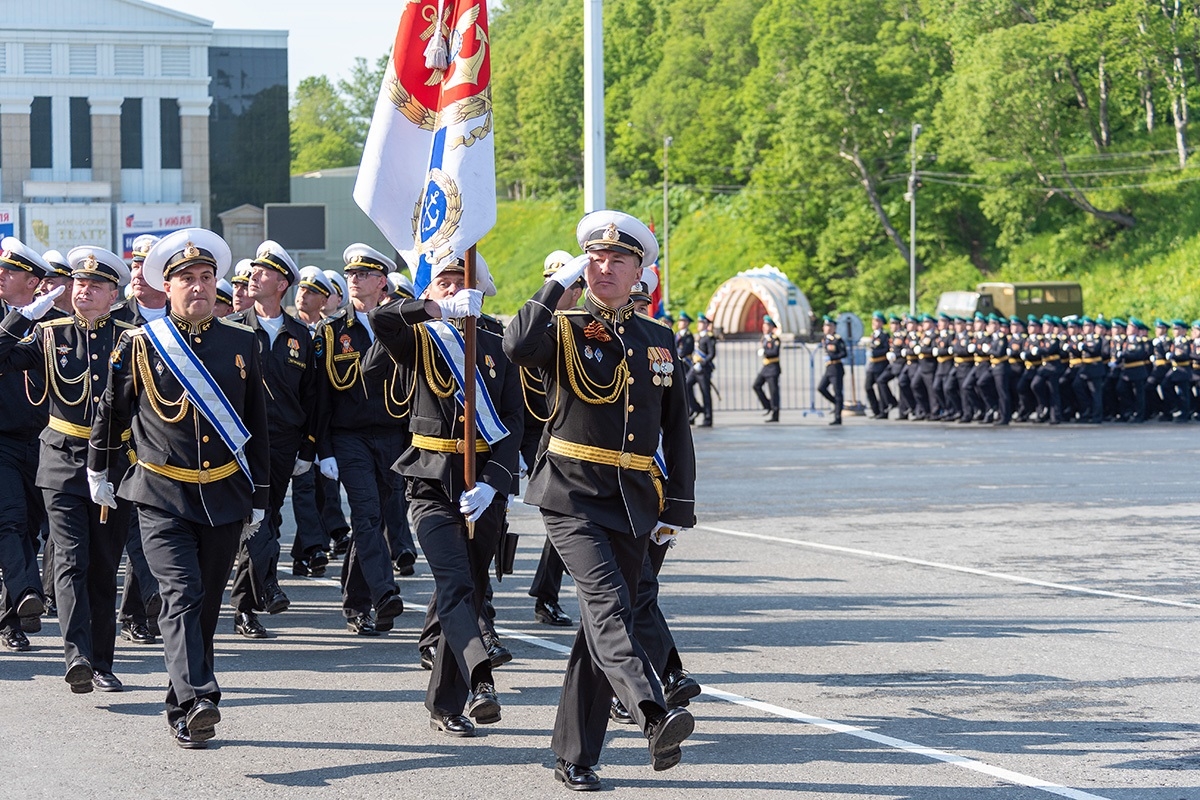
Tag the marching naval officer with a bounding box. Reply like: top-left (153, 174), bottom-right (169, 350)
top-left (89, 228), bottom-right (270, 748)
top-left (505, 210), bottom-right (697, 790)
top-left (0, 247), bottom-right (135, 690)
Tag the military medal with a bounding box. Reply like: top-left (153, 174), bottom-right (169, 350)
top-left (235, 353), bottom-right (246, 379)
top-left (340, 333), bottom-right (353, 353)
top-left (57, 343), bottom-right (70, 368)
top-left (485, 354), bottom-right (496, 378)
top-left (287, 337), bottom-right (300, 358)
top-left (584, 345), bottom-right (593, 360)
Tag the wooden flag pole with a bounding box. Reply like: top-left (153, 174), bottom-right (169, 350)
top-left (464, 245), bottom-right (478, 539)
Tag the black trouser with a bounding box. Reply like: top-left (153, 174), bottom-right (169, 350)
top-left (231, 435), bottom-right (299, 613)
top-left (138, 505), bottom-right (240, 726)
top-left (409, 478), bottom-right (501, 717)
top-left (633, 541), bottom-right (681, 678)
top-left (334, 431), bottom-right (405, 616)
top-left (119, 513), bottom-right (159, 626)
top-left (914, 360), bottom-right (936, 416)
top-left (864, 360), bottom-right (893, 416)
top-left (885, 360), bottom-right (908, 415)
top-left (543, 511), bottom-right (666, 769)
top-left (933, 361), bottom-right (953, 416)
top-left (522, 434), bottom-right (567, 607)
top-left (1032, 362), bottom-right (1064, 422)
top-left (1072, 364), bottom-right (1105, 423)
top-left (43, 489), bottom-right (129, 673)
top-left (1165, 367), bottom-right (1193, 418)
top-left (989, 363), bottom-right (1010, 422)
top-left (752, 368), bottom-right (780, 413)
top-left (1118, 367), bottom-right (1148, 421)
top-left (818, 363), bottom-right (844, 420)
top-left (686, 368), bottom-right (713, 424)
top-left (289, 464), bottom-right (329, 560)
top-left (1146, 366), bottom-right (1170, 418)
top-left (897, 362), bottom-right (918, 416)
top-left (1103, 367), bottom-right (1122, 419)
top-left (0, 435), bottom-right (44, 632)
top-left (1059, 366), bottom-right (1079, 420)
top-left (1016, 363), bottom-right (1038, 419)
top-left (971, 363), bottom-right (995, 416)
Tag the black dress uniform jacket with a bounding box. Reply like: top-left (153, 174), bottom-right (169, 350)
top-left (89, 314), bottom-right (271, 526)
top-left (368, 299), bottom-right (522, 498)
top-left (0, 301), bottom-right (49, 439)
top-left (229, 308), bottom-right (318, 460)
top-left (504, 282), bottom-right (697, 535)
top-left (0, 310), bottom-right (135, 492)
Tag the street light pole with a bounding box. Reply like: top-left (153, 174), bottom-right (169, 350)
top-left (583, 0), bottom-right (605, 212)
top-left (908, 123), bottom-right (921, 316)
top-left (662, 135), bottom-right (672, 310)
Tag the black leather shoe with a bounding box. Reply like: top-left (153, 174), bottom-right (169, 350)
top-left (234, 611), bottom-right (268, 639)
top-left (467, 682), bottom-right (501, 724)
top-left (65, 657), bottom-right (94, 694)
top-left (171, 719), bottom-right (206, 750)
top-left (534, 599), bottom-right (573, 627)
top-left (485, 634), bottom-right (512, 668)
top-left (1, 628), bottom-right (30, 651)
top-left (346, 613), bottom-right (379, 636)
top-left (828, 418), bottom-right (842, 426)
top-left (430, 713), bottom-right (475, 737)
top-left (261, 583), bottom-right (290, 615)
top-left (17, 592), bottom-right (43, 633)
top-left (310, 550), bottom-right (330, 574)
top-left (185, 698), bottom-right (220, 742)
top-left (120, 621), bottom-right (156, 645)
top-left (663, 668), bottom-right (702, 708)
top-left (330, 530), bottom-right (351, 556)
top-left (646, 707), bottom-right (695, 771)
top-left (609, 696), bottom-right (634, 725)
top-left (292, 558), bottom-right (315, 577)
top-left (92, 670), bottom-right (124, 692)
top-left (554, 759), bottom-right (600, 791)
top-left (419, 644), bottom-right (435, 670)
top-left (374, 593), bottom-right (404, 632)
top-left (394, 550), bottom-right (416, 576)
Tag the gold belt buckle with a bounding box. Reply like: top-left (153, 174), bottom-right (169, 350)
top-left (455, 439), bottom-right (466, 454)
top-left (618, 452), bottom-right (632, 469)
top-left (197, 469), bottom-right (211, 484)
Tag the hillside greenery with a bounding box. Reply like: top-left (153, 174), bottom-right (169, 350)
top-left (292, 0), bottom-right (1200, 320)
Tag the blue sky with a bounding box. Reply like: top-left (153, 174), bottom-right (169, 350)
top-left (151, 0), bottom-right (400, 93)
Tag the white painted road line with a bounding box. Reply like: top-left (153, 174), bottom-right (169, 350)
top-left (497, 626), bottom-right (1115, 800)
top-left (697, 523), bottom-right (1200, 610)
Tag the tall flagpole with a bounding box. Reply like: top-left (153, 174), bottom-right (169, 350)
top-left (583, 0), bottom-right (605, 212)
top-left (464, 245), bottom-right (478, 539)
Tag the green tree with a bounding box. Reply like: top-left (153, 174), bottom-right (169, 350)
top-left (290, 75), bottom-right (360, 173)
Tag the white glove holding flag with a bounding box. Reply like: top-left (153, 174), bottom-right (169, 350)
top-left (552, 254), bottom-right (589, 288)
top-left (318, 457), bottom-right (339, 481)
top-left (650, 521), bottom-right (679, 547)
top-left (292, 458), bottom-right (311, 477)
top-left (436, 289), bottom-right (483, 319)
top-left (459, 483), bottom-right (497, 522)
top-left (87, 469), bottom-right (117, 509)
top-left (18, 285), bottom-right (65, 320)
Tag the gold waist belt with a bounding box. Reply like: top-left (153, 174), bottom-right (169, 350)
top-left (954, 357), bottom-right (970, 364)
top-left (1123, 360), bottom-right (1148, 368)
top-left (989, 358), bottom-right (1007, 365)
top-left (1041, 355), bottom-right (1061, 362)
top-left (1068, 359), bottom-right (1082, 367)
top-left (547, 436), bottom-right (653, 471)
top-left (868, 355), bottom-right (888, 363)
top-left (138, 458), bottom-right (239, 485)
top-left (48, 416), bottom-right (131, 442)
top-left (1081, 357), bottom-right (1102, 364)
top-left (762, 357), bottom-right (779, 365)
top-left (411, 434), bottom-right (489, 454)
top-left (938, 356), bottom-right (954, 363)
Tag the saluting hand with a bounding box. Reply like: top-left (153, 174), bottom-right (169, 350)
top-left (18, 285), bottom-right (66, 320)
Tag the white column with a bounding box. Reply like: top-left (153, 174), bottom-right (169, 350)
top-left (583, 0), bottom-right (605, 213)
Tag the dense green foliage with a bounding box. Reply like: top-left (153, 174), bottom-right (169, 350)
top-left (293, 1), bottom-right (1200, 319)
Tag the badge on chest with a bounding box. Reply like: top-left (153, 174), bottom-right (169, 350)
top-left (648, 347), bottom-right (674, 386)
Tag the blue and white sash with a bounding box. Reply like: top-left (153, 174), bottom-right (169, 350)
top-left (425, 320), bottom-right (509, 446)
top-left (143, 318), bottom-right (254, 484)
top-left (654, 435), bottom-right (669, 479)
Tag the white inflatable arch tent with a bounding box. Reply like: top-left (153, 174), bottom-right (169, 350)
top-left (703, 265), bottom-right (811, 337)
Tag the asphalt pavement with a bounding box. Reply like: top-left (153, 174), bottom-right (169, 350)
top-left (3, 410), bottom-right (1200, 799)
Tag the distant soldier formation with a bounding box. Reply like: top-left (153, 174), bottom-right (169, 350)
top-left (863, 311), bottom-right (1199, 424)
top-left (0, 210), bottom-right (699, 789)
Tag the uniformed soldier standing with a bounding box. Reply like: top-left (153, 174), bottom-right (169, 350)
top-left (372, 255), bottom-right (522, 738)
top-left (0, 248), bottom-right (134, 690)
top-left (752, 315), bottom-right (781, 423)
top-left (312, 245), bottom-right (407, 635)
top-left (1164, 320), bottom-right (1193, 422)
top-left (687, 314), bottom-right (716, 427)
top-left (1074, 318), bottom-right (1106, 424)
top-left (864, 311), bottom-right (894, 419)
top-left (1118, 319), bottom-right (1151, 422)
top-left (0, 240), bottom-right (54, 650)
top-left (817, 315), bottom-right (847, 425)
top-left (674, 312), bottom-right (693, 364)
top-left (89, 228), bottom-right (270, 748)
top-left (505, 210), bottom-right (697, 790)
top-left (227, 241), bottom-right (317, 638)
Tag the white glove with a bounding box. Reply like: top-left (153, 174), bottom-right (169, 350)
top-left (436, 289), bottom-right (483, 319)
top-left (242, 508), bottom-right (266, 540)
top-left (757, 348), bottom-right (764, 357)
top-left (518, 452), bottom-right (528, 478)
top-left (318, 456), bottom-right (339, 481)
top-left (459, 483), bottom-right (498, 522)
top-left (18, 285), bottom-right (66, 320)
top-left (650, 521), bottom-right (679, 547)
top-left (551, 253), bottom-right (589, 288)
top-left (292, 458), bottom-right (311, 477)
top-left (87, 468), bottom-right (117, 509)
